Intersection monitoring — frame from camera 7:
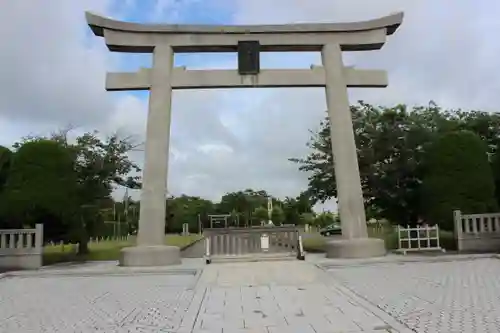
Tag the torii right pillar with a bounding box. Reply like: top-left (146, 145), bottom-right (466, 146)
top-left (321, 33), bottom-right (403, 258)
top-left (321, 43), bottom-right (380, 258)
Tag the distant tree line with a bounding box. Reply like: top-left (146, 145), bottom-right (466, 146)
top-left (159, 189), bottom-right (337, 234)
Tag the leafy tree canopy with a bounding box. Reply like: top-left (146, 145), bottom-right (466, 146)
top-left (1, 129), bottom-right (142, 252)
top-left (420, 130), bottom-right (497, 229)
top-left (292, 101), bottom-right (500, 226)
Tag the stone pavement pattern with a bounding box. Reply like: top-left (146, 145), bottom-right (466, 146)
top-left (0, 261), bottom-right (402, 333)
top-left (191, 261), bottom-right (399, 332)
top-left (327, 258), bottom-right (500, 333)
top-left (0, 274), bottom-right (197, 332)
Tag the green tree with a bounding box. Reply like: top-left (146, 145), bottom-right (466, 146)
top-left (253, 207), bottom-right (269, 224)
top-left (493, 143), bottom-right (500, 207)
top-left (2, 140), bottom-right (78, 238)
top-left (293, 101), bottom-right (500, 226)
top-left (421, 130), bottom-right (497, 230)
top-left (282, 198), bottom-right (300, 225)
top-left (313, 212), bottom-right (335, 228)
top-left (69, 131), bottom-right (141, 253)
top-left (299, 212), bottom-right (315, 226)
top-left (165, 195), bottom-right (214, 233)
top-left (218, 191), bottom-right (248, 213)
top-left (0, 146), bottom-right (13, 228)
top-left (282, 192), bottom-right (314, 225)
top-left (271, 206), bottom-right (285, 225)
top-left (0, 146), bottom-right (12, 191)
top-left (218, 189), bottom-right (270, 226)
top-left (7, 130), bottom-right (142, 253)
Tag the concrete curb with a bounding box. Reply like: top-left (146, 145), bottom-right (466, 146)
top-left (318, 253), bottom-right (496, 269)
top-left (0, 264), bottom-right (201, 278)
top-left (0, 237), bottom-right (206, 279)
top-left (3, 236), bottom-right (206, 273)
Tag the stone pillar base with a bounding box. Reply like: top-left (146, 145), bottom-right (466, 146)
top-left (325, 238), bottom-right (386, 259)
top-left (119, 245), bottom-right (181, 267)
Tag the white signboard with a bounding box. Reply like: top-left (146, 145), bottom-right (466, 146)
top-left (261, 233), bottom-right (269, 252)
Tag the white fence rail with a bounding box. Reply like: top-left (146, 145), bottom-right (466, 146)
top-left (44, 235), bottom-right (131, 254)
top-left (0, 224), bottom-right (43, 270)
top-left (204, 226), bottom-right (304, 263)
top-left (454, 210), bottom-right (500, 252)
top-left (397, 224), bottom-right (444, 255)
top-left (88, 235), bottom-right (130, 244)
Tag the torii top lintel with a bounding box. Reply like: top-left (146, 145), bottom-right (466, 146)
top-left (85, 12), bottom-right (404, 53)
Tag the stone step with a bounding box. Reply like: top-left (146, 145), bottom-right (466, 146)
top-left (209, 252), bottom-right (298, 263)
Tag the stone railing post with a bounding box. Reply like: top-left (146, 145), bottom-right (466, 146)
top-left (453, 210), bottom-right (463, 251)
top-left (35, 224), bottom-right (44, 253)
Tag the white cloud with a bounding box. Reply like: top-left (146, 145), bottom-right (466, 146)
top-left (3, 0), bottom-right (499, 214)
top-left (218, 0), bottom-right (500, 211)
top-left (232, 0), bottom-right (500, 110)
top-left (0, 1), bottom-right (119, 126)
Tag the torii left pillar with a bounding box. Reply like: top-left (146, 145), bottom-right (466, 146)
top-left (118, 44), bottom-right (181, 266)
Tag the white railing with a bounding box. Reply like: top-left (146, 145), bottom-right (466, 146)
top-left (454, 210), bottom-right (500, 252)
top-left (397, 224), bottom-right (444, 255)
top-left (88, 235), bottom-right (130, 244)
top-left (0, 224), bottom-right (43, 269)
top-left (44, 235), bottom-right (131, 254)
top-left (204, 226), bottom-right (303, 263)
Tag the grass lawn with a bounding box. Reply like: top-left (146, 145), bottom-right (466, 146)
top-left (302, 226), bottom-right (456, 253)
top-left (43, 234), bottom-right (203, 266)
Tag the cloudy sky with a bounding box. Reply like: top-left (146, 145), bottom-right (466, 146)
top-left (1, 0), bottom-right (499, 211)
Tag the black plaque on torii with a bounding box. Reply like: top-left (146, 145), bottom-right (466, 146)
top-left (238, 41), bottom-right (260, 75)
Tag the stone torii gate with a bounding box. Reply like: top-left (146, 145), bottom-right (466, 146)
top-left (86, 11), bottom-right (403, 266)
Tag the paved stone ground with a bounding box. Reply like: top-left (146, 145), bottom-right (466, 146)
top-left (189, 261), bottom-right (404, 332)
top-left (0, 273), bottom-right (198, 333)
top-left (0, 260), bottom-right (405, 333)
top-left (5, 257), bottom-right (498, 333)
top-left (327, 257), bottom-right (500, 333)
